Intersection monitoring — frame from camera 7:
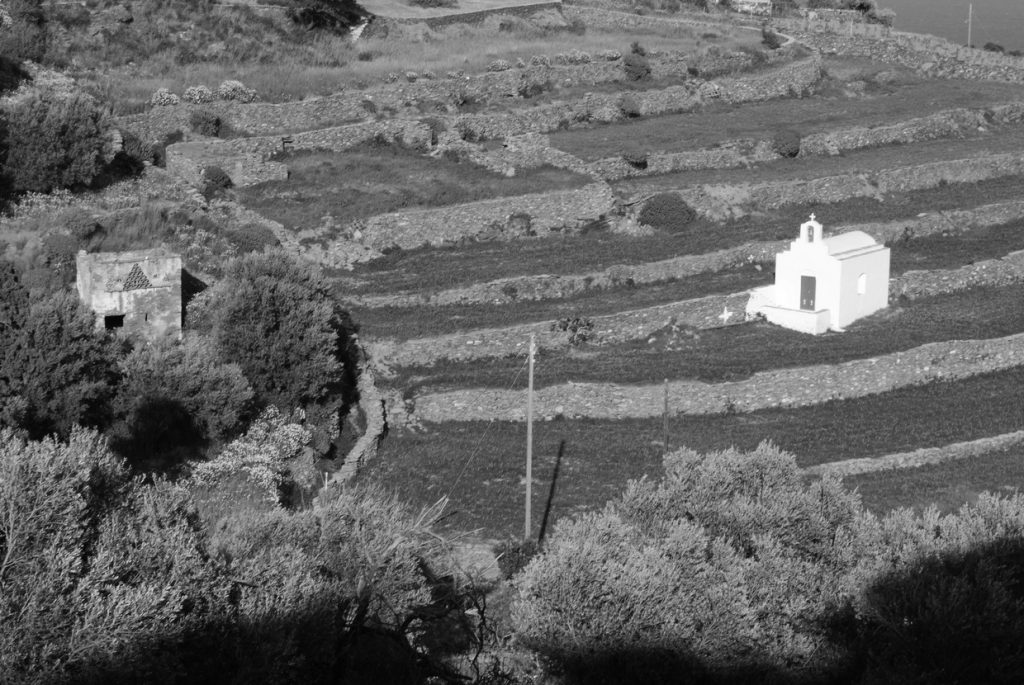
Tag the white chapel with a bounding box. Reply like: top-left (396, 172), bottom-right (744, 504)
top-left (747, 215), bottom-right (890, 335)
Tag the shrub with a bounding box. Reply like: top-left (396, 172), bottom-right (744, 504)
top-left (772, 129), bottom-right (802, 158)
top-left (189, 109), bottom-right (223, 137)
top-left (762, 24), bottom-right (783, 49)
top-left (495, 539), bottom-right (539, 580)
top-left (2, 90), bottom-right (113, 194)
top-left (0, 291), bottom-right (120, 438)
top-left (622, 148), bottom-right (648, 169)
top-left (566, 16), bottom-right (586, 35)
top-left (551, 315), bottom-right (593, 346)
top-left (638, 193), bottom-right (697, 231)
top-left (216, 80), bottom-right (257, 103)
top-left (619, 93), bottom-right (642, 118)
top-left (623, 52), bottom-right (652, 81)
top-left (487, 59), bottom-right (512, 72)
top-left (0, 0), bottom-right (47, 62)
top-left (120, 130), bottom-right (156, 165)
top-left (226, 223), bottom-right (281, 253)
top-left (529, 54), bottom-right (551, 67)
top-left (150, 88), bottom-right (180, 106)
top-left (112, 337), bottom-right (256, 463)
top-left (598, 49), bottom-right (621, 61)
top-left (408, 0), bottom-right (457, 6)
top-left (200, 165), bottom-right (233, 199)
top-left (182, 85), bottom-right (214, 104)
top-left (983, 42), bottom-right (1005, 53)
top-left (630, 41), bottom-right (647, 56)
top-left (186, 250), bottom-right (355, 410)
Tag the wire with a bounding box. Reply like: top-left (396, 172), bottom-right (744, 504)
top-left (442, 354), bottom-right (532, 501)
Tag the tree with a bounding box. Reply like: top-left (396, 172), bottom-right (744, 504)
top-left (0, 0), bottom-right (47, 63)
top-left (188, 250), bottom-right (356, 411)
top-left (1, 89), bottom-right (113, 194)
top-left (0, 258), bottom-right (27, 332)
top-left (113, 336), bottom-right (256, 462)
top-left (0, 291), bottom-right (121, 438)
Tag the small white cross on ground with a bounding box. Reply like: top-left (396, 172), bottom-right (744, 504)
top-left (719, 306), bottom-right (733, 324)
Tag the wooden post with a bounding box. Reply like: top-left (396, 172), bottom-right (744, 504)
top-left (663, 378), bottom-right (669, 456)
top-left (525, 333), bottom-right (535, 541)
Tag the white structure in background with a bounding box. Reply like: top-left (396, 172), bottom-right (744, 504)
top-left (747, 215), bottom-right (890, 335)
top-left (731, 0), bottom-right (773, 16)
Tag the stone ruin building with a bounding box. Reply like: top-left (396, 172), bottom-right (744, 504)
top-left (75, 247), bottom-right (183, 340)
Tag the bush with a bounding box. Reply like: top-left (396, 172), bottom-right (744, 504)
top-left (112, 337), bottom-right (256, 464)
top-left (0, 291), bottom-right (120, 438)
top-left (0, 0), bottom-right (47, 62)
top-left (216, 80), bottom-right (257, 103)
top-left (487, 59), bottom-right (512, 72)
top-left (408, 0), bottom-right (457, 6)
top-left (630, 41), bottom-right (647, 57)
top-left (1, 90), bottom-right (113, 194)
top-left (984, 42), bottom-right (1005, 53)
top-left (551, 315), bottom-right (593, 346)
top-left (201, 165), bottom-right (233, 199)
top-left (772, 129), bottom-right (802, 158)
top-left (186, 250), bottom-right (356, 410)
top-left (622, 148), bottom-right (648, 169)
top-left (619, 93), bottom-right (642, 118)
top-left (495, 539), bottom-right (539, 580)
top-left (182, 85), bottom-right (214, 104)
top-left (150, 88), bottom-right (180, 106)
top-left (226, 223), bottom-right (281, 253)
top-left (189, 109), bottom-right (222, 137)
top-left (623, 52), bottom-right (652, 81)
top-left (638, 193), bottom-right (696, 231)
top-left (762, 24), bottom-right (783, 49)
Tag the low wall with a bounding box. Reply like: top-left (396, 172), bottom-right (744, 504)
top-left (805, 430), bottom-right (1024, 479)
top-left (354, 182), bottom-right (614, 251)
top-left (673, 151), bottom-right (1024, 220)
top-left (409, 332), bottom-right (1024, 422)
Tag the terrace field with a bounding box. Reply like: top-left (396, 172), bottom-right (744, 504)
top-left (550, 67), bottom-right (1024, 160)
top-left (367, 366), bottom-right (1024, 537)
top-left (341, 174), bottom-right (1024, 297)
top-left (236, 144), bottom-right (592, 232)
top-left (350, 215), bottom-right (1024, 340)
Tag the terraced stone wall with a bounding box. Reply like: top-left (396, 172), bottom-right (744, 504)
top-left (354, 182), bottom-right (615, 251)
top-left (676, 151), bottom-right (1024, 219)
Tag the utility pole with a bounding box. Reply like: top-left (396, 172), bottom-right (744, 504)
top-left (967, 3), bottom-right (973, 48)
top-left (663, 379), bottom-right (669, 456)
top-left (525, 332), bottom-right (535, 541)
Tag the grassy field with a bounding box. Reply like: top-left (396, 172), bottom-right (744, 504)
top-left (364, 365), bottom-right (1024, 537)
top-left (350, 216), bottom-right (1024, 340)
top-left (550, 75), bottom-right (1024, 161)
top-left (236, 144), bottom-right (591, 233)
top-left (844, 446), bottom-right (1024, 515)
top-left (340, 174), bottom-right (1024, 296)
top-left (388, 283), bottom-right (1024, 391)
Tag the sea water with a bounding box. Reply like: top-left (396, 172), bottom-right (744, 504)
top-left (882, 0), bottom-right (1024, 52)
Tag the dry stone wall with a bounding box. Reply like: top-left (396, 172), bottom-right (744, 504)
top-left (804, 430), bottom-right (1024, 479)
top-left (354, 182), bottom-right (614, 251)
top-left (672, 151), bottom-right (1024, 220)
top-left (409, 332), bottom-right (1024, 422)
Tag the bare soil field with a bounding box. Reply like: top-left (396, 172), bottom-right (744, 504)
top-left (551, 75), bottom-right (1024, 160)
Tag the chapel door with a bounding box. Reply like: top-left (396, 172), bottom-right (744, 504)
top-left (800, 276), bottom-right (816, 311)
